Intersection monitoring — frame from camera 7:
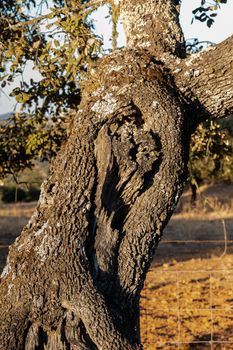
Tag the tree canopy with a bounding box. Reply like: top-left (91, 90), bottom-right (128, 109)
top-left (0, 0), bottom-right (102, 178)
top-left (0, 0), bottom-right (230, 180)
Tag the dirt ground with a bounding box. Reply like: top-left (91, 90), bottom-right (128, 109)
top-left (141, 255), bottom-right (233, 349)
top-left (0, 183), bottom-right (233, 349)
top-left (0, 201), bottom-right (35, 270)
top-left (141, 183), bottom-right (233, 349)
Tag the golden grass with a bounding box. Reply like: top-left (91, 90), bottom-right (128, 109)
top-left (161, 183), bottom-right (233, 245)
top-left (141, 255), bottom-right (233, 349)
top-left (0, 202), bottom-right (36, 249)
top-left (0, 201), bottom-right (36, 217)
top-left (176, 183), bottom-right (233, 219)
top-left (141, 183), bottom-right (233, 349)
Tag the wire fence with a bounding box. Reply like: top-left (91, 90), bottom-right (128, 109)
top-left (143, 270), bottom-right (233, 348)
top-left (141, 236), bottom-right (233, 349)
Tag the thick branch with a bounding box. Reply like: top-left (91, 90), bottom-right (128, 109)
top-left (117, 76), bottom-right (188, 301)
top-left (172, 36), bottom-right (233, 122)
top-left (117, 0), bottom-right (186, 57)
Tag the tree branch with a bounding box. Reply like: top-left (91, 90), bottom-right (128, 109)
top-left (118, 0), bottom-right (186, 57)
top-left (172, 35), bottom-right (233, 122)
top-left (9, 0), bottom-right (107, 31)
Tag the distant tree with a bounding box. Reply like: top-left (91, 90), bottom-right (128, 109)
top-left (0, 112), bottom-right (65, 179)
top-left (0, 0), bottom-right (102, 179)
top-left (189, 118), bottom-right (232, 203)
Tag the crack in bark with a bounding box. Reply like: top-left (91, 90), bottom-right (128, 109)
top-left (92, 103), bottom-right (163, 294)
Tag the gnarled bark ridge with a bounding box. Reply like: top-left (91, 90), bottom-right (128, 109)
top-left (0, 0), bottom-right (233, 349)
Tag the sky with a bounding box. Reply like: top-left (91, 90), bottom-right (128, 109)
top-left (0, 0), bottom-right (233, 114)
top-left (180, 0), bottom-right (233, 43)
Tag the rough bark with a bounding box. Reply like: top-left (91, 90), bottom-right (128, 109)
top-left (172, 35), bottom-right (233, 121)
top-left (117, 0), bottom-right (186, 57)
top-left (0, 1), bottom-right (233, 349)
top-left (0, 49), bottom-right (189, 349)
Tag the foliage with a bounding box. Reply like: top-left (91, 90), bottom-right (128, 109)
top-left (192, 0), bottom-right (228, 27)
top-left (0, 0), bottom-right (106, 179)
top-left (189, 118), bottom-right (233, 185)
top-left (187, 0), bottom-right (232, 187)
top-left (0, 0), bottom-right (125, 179)
top-left (0, 112), bottom-right (66, 178)
top-left (0, 0), bottom-right (102, 115)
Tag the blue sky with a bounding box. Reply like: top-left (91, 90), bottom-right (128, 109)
top-left (1, 0), bottom-right (233, 114)
top-left (180, 0), bottom-right (233, 43)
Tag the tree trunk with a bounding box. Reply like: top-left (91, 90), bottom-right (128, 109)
top-left (1, 1), bottom-right (233, 349)
top-left (0, 48), bottom-right (189, 349)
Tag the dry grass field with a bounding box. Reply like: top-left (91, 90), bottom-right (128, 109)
top-left (141, 183), bottom-right (233, 349)
top-left (141, 255), bottom-right (233, 349)
top-left (0, 183), bottom-right (233, 349)
top-left (0, 202), bottom-right (35, 270)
